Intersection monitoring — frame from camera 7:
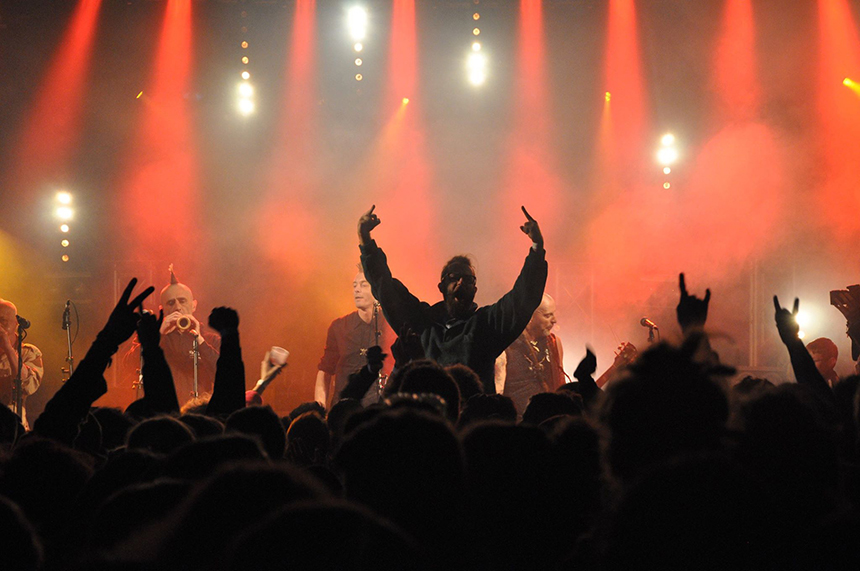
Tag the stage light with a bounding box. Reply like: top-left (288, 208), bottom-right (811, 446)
top-left (60, 224), bottom-right (69, 233)
top-left (56, 191), bottom-right (72, 205)
top-left (472, 42), bottom-right (481, 51)
top-left (661, 133), bottom-right (676, 146)
top-left (238, 98), bottom-right (255, 116)
top-left (657, 147), bottom-right (679, 165)
top-left (798, 330), bottom-right (806, 340)
top-left (61, 255), bottom-right (70, 263)
top-left (56, 206), bottom-right (73, 221)
top-left (241, 41), bottom-right (248, 49)
top-left (795, 310), bottom-right (810, 328)
top-left (467, 52), bottom-right (487, 86)
top-left (61, 239), bottom-right (69, 247)
top-left (238, 82), bottom-right (254, 98)
top-left (355, 58), bottom-right (363, 66)
top-left (844, 77), bottom-right (854, 87)
top-left (242, 56), bottom-right (249, 64)
top-left (663, 167), bottom-right (671, 174)
top-left (663, 182), bottom-right (671, 189)
top-left (473, 27), bottom-right (481, 36)
top-left (348, 6), bottom-right (368, 41)
top-left (473, 13), bottom-right (480, 20)
top-left (136, 91), bottom-right (143, 99)
top-left (402, 98), bottom-right (410, 105)
top-left (605, 91), bottom-right (611, 102)
top-left (241, 71), bottom-right (250, 80)
top-left (354, 42), bottom-right (363, 52)
top-left (355, 73), bottom-right (363, 81)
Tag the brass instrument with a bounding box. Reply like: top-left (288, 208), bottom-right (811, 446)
top-left (177, 315), bottom-right (193, 333)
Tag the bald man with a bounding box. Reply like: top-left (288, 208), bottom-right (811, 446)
top-left (495, 294), bottom-right (565, 417)
top-left (0, 299), bottom-right (43, 428)
top-left (124, 268), bottom-right (219, 403)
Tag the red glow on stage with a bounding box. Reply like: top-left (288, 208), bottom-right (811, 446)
top-left (498, 0), bottom-right (562, 265)
top-left (816, 0), bottom-right (860, 241)
top-left (257, 0), bottom-right (319, 285)
top-left (375, 0), bottom-right (439, 289)
top-left (602, 0), bottom-right (647, 172)
top-left (118, 0), bottom-right (200, 267)
top-left (714, 0), bottom-right (759, 120)
top-left (14, 0), bottom-right (101, 188)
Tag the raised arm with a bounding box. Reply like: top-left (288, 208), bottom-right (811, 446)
top-left (774, 296), bottom-right (833, 403)
top-left (137, 309), bottom-right (180, 414)
top-left (483, 207), bottom-right (548, 352)
top-left (205, 307), bottom-right (246, 418)
top-left (35, 278), bottom-right (154, 444)
top-left (358, 205), bottom-right (434, 335)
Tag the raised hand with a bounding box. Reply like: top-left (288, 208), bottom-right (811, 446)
top-left (208, 307), bottom-right (239, 335)
top-left (365, 345), bottom-right (387, 376)
top-left (773, 295), bottom-right (801, 345)
top-left (676, 273), bottom-right (710, 332)
top-left (137, 310), bottom-right (164, 350)
top-left (102, 278), bottom-right (155, 344)
top-left (358, 205), bottom-right (381, 245)
top-left (573, 347), bottom-right (597, 380)
top-left (519, 206), bottom-right (544, 249)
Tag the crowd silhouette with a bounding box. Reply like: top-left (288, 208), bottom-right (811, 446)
top-left (0, 270), bottom-right (859, 571)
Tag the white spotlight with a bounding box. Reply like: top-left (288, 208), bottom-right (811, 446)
top-left (467, 52), bottom-right (487, 86)
top-left (348, 6), bottom-right (368, 41)
top-left (661, 133), bottom-right (676, 146)
top-left (56, 206), bottom-right (74, 221)
top-left (238, 82), bottom-right (254, 98)
top-left (238, 98), bottom-right (255, 116)
top-left (657, 147), bottom-right (679, 166)
top-left (56, 191), bottom-right (72, 205)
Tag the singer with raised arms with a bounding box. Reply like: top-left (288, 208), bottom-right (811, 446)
top-left (0, 298), bottom-right (43, 428)
top-left (357, 205), bottom-right (548, 392)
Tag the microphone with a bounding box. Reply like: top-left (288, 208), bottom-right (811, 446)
top-left (640, 317), bottom-right (658, 329)
top-left (62, 300), bottom-right (71, 331)
top-left (16, 315), bottom-right (31, 330)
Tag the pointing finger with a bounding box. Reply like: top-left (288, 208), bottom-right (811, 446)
top-left (792, 298), bottom-right (800, 315)
top-left (521, 206), bottom-right (535, 221)
top-left (679, 273), bottom-right (688, 297)
top-left (773, 295), bottom-right (781, 312)
top-left (704, 289), bottom-right (711, 304)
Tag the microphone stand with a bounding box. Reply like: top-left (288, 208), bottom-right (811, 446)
top-left (373, 302), bottom-right (386, 397)
top-left (13, 324), bottom-right (25, 418)
top-left (62, 301), bottom-right (74, 381)
top-left (191, 332), bottom-right (200, 399)
top-left (647, 326), bottom-right (659, 344)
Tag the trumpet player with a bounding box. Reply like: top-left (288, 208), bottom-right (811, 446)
top-left (123, 265), bottom-right (220, 403)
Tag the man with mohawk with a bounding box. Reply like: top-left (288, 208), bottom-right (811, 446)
top-left (123, 265), bottom-right (220, 404)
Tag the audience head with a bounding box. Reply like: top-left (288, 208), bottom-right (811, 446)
top-left (126, 416), bottom-right (195, 455)
top-left (398, 360), bottom-right (461, 423)
top-left (225, 406), bottom-right (286, 460)
top-left (444, 364), bottom-right (484, 405)
top-left (521, 391), bottom-right (582, 425)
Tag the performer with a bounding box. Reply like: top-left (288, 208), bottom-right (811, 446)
top-left (316, 270), bottom-right (394, 408)
top-left (495, 293), bottom-right (564, 417)
top-left (358, 205), bottom-right (547, 392)
top-left (0, 299), bottom-right (43, 429)
top-left (123, 266), bottom-right (219, 403)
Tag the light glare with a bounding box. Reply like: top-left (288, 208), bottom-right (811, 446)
top-left (354, 42), bottom-right (363, 52)
top-left (663, 167), bottom-right (671, 175)
top-left (56, 206), bottom-right (73, 221)
top-left (661, 133), bottom-right (676, 146)
top-left (657, 147), bottom-right (679, 166)
top-left (60, 224), bottom-right (69, 233)
top-left (348, 7), bottom-right (368, 41)
top-left (238, 99), bottom-right (255, 116)
top-left (56, 191), bottom-right (72, 204)
top-left (472, 42), bottom-right (481, 52)
top-left (61, 240), bottom-right (69, 247)
top-left (467, 52), bottom-right (487, 86)
top-left (238, 82), bottom-right (254, 97)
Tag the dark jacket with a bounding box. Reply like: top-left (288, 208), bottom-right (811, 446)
top-left (360, 240), bottom-right (547, 392)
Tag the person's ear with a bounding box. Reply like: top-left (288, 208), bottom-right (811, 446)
top-left (192, 299), bottom-right (198, 313)
top-left (438, 281), bottom-right (445, 295)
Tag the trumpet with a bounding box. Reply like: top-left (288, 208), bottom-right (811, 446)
top-left (177, 315), bottom-right (194, 333)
